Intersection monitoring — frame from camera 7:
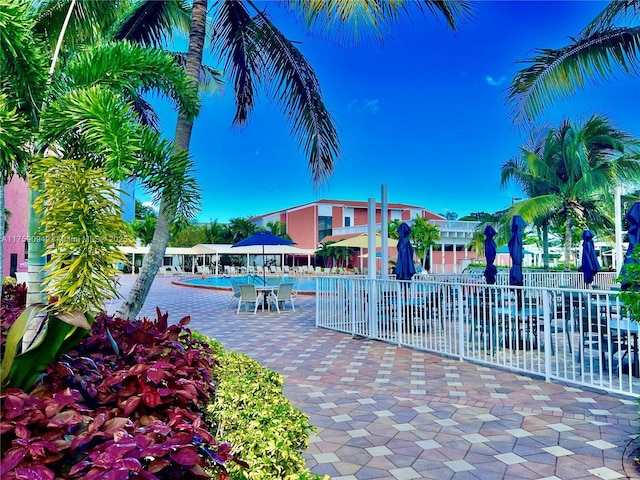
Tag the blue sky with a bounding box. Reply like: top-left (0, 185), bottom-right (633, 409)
top-left (146, 1), bottom-right (639, 223)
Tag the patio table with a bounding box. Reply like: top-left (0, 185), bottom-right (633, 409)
top-left (255, 285), bottom-right (279, 310)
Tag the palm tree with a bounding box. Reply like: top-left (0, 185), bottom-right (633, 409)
top-left (411, 215), bottom-right (441, 272)
top-left (115, 0), bottom-right (473, 320)
top-left (501, 125), bottom-right (556, 268)
top-left (0, 0), bottom-right (199, 305)
top-left (502, 115), bottom-right (640, 270)
top-left (507, 1), bottom-right (640, 124)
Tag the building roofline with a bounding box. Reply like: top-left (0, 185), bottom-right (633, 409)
top-left (250, 199), bottom-right (445, 220)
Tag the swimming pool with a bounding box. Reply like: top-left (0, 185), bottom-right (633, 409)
top-left (174, 275), bottom-right (318, 294)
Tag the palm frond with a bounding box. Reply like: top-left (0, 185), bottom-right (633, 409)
top-left (210, 0), bottom-right (260, 124)
top-left (0, 0), bottom-right (48, 123)
top-left (61, 41), bottom-right (200, 120)
top-left (583, 0), bottom-right (640, 36)
top-left (134, 130), bottom-right (201, 220)
top-left (282, 0), bottom-right (474, 45)
top-left (32, 0), bottom-right (122, 52)
top-left (110, 0), bottom-right (191, 47)
top-left (0, 93), bottom-right (31, 182)
top-left (507, 26), bottom-right (640, 124)
top-left (249, 12), bottom-right (341, 184)
top-left (40, 85), bottom-right (144, 181)
top-left (172, 51), bottom-right (224, 96)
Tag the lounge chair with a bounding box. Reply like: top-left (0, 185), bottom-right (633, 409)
top-left (172, 265), bottom-right (189, 276)
top-left (266, 283), bottom-right (296, 313)
top-left (237, 284), bottom-right (264, 315)
top-left (283, 266), bottom-right (290, 274)
top-left (159, 265), bottom-right (174, 277)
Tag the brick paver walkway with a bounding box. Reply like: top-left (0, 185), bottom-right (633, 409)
top-left (109, 275), bottom-right (640, 480)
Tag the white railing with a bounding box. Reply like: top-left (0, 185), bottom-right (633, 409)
top-left (316, 276), bottom-right (638, 398)
top-left (422, 271), bottom-right (619, 290)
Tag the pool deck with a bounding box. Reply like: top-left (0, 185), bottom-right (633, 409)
top-left (108, 275), bottom-right (640, 480)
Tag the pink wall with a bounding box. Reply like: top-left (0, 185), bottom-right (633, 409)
top-left (286, 205), bottom-right (317, 249)
top-left (4, 176), bottom-right (29, 277)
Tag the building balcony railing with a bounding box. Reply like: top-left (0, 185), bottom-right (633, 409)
top-left (332, 220), bottom-right (480, 237)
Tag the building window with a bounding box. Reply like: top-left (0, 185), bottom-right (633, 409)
top-left (318, 216), bottom-right (332, 241)
top-left (344, 217), bottom-right (351, 227)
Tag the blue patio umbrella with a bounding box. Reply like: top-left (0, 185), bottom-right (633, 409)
top-left (508, 215), bottom-right (526, 286)
top-left (621, 201), bottom-right (640, 291)
top-left (580, 229), bottom-right (600, 286)
top-left (395, 222), bottom-right (416, 280)
top-left (233, 231), bottom-right (295, 285)
top-left (483, 225), bottom-right (498, 284)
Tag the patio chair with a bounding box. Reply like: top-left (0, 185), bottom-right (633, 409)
top-left (266, 283), bottom-right (296, 313)
top-left (237, 284), bottom-right (264, 315)
top-left (172, 265), bottom-right (189, 276)
top-left (228, 280), bottom-right (242, 309)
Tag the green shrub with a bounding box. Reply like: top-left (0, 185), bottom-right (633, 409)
top-left (204, 347), bottom-right (326, 480)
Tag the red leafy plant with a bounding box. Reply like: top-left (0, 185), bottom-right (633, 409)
top-left (0, 282), bottom-right (28, 343)
top-left (1, 307), bottom-right (247, 479)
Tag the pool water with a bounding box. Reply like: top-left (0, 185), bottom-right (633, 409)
top-left (178, 275), bottom-right (318, 293)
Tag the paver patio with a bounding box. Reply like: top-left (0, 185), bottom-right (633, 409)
top-left (108, 275), bottom-right (640, 480)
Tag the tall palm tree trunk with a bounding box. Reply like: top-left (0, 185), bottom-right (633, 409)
top-left (26, 188), bottom-right (46, 304)
top-left (542, 220), bottom-right (549, 270)
top-left (117, 0), bottom-right (207, 320)
top-left (564, 218), bottom-right (572, 271)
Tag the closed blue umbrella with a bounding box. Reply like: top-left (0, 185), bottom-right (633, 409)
top-left (233, 231), bottom-right (295, 285)
top-left (621, 201), bottom-right (640, 291)
top-left (508, 215), bottom-right (526, 286)
top-left (483, 225), bottom-right (498, 284)
top-left (581, 229), bottom-right (600, 286)
top-left (395, 223), bottom-right (416, 280)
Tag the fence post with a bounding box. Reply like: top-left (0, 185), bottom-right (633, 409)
top-left (457, 284), bottom-right (465, 360)
top-left (542, 290), bottom-right (552, 382)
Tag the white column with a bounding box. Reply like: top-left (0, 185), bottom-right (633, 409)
top-left (368, 197), bottom-right (376, 279)
top-left (381, 185), bottom-right (389, 278)
top-left (615, 185), bottom-right (623, 272)
top-left (453, 241), bottom-right (458, 273)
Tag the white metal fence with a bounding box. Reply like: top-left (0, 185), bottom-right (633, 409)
top-left (316, 276), bottom-right (638, 398)
top-left (422, 271), bottom-right (619, 290)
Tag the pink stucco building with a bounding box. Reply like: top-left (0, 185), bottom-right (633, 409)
top-left (3, 176), bottom-right (29, 277)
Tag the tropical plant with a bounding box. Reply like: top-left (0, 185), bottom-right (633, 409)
top-left (169, 221), bottom-right (209, 247)
top-left (617, 246), bottom-right (640, 321)
top-left (1, 0), bottom-right (200, 306)
top-left (0, 309), bottom-right (245, 478)
top-left (116, 0), bottom-right (473, 320)
top-left (200, 219), bottom-right (231, 244)
top-left (0, 0), bottom-right (201, 389)
top-left (410, 215), bottom-right (441, 271)
top-left (388, 219), bottom-right (403, 240)
top-left (265, 220), bottom-right (289, 239)
top-left (208, 350), bottom-right (319, 480)
top-left (228, 217), bottom-right (257, 243)
top-left (506, 0), bottom-right (640, 124)
top-left (130, 213), bottom-right (158, 246)
top-left (502, 115), bottom-right (640, 270)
